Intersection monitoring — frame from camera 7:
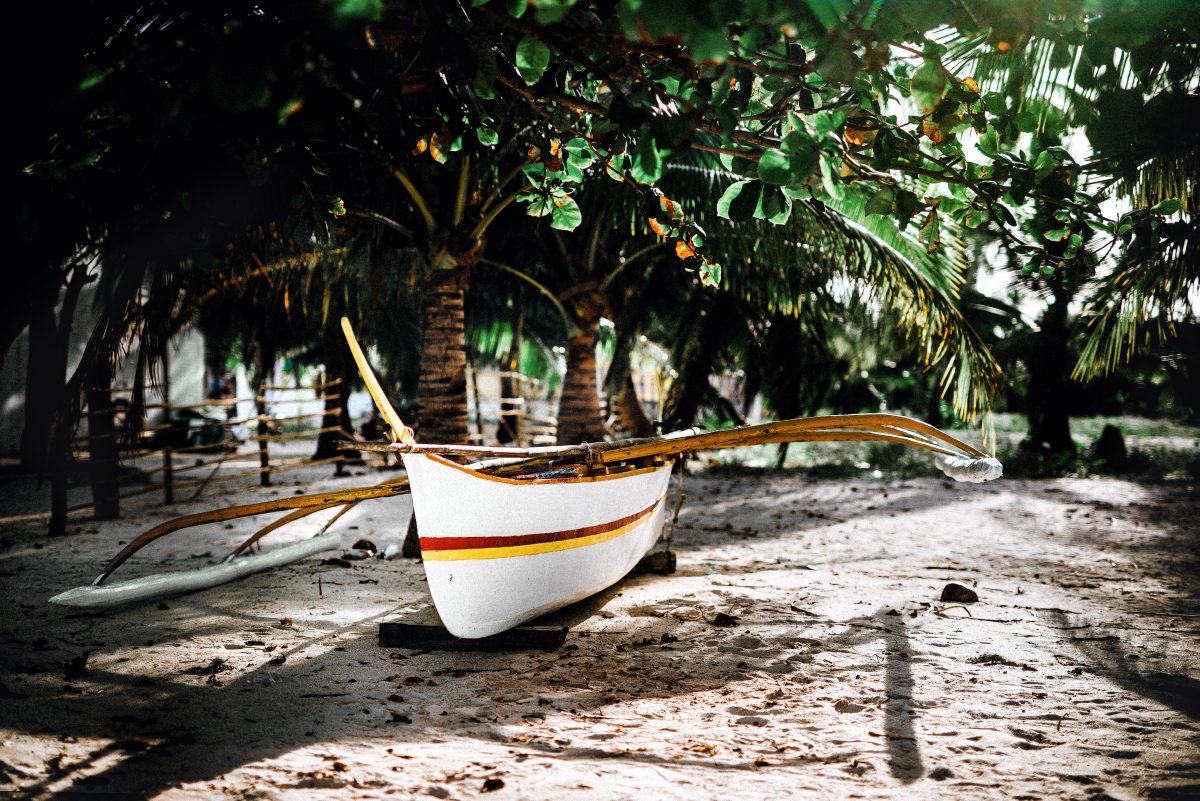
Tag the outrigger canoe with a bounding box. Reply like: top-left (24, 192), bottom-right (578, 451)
top-left (50, 318), bottom-right (1001, 638)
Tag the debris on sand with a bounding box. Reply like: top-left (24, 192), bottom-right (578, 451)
top-left (968, 653), bottom-right (1034, 671)
top-left (940, 582), bottom-right (979, 603)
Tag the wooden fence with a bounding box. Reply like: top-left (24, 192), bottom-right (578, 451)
top-left (68, 379), bottom-right (351, 515)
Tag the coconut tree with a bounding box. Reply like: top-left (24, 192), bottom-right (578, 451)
top-left (483, 160), bottom-right (1001, 446)
top-left (924, 3), bottom-right (1200, 450)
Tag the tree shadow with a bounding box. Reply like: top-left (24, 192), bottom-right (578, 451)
top-left (818, 610), bottom-right (925, 783)
top-left (1047, 609), bottom-right (1200, 721)
top-left (1042, 483), bottom-right (1200, 721)
top-left (0, 594), bottom-right (950, 797)
top-left (0, 473), bottom-right (977, 797)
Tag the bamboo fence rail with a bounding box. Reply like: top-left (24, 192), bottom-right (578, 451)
top-left (57, 383), bottom-right (353, 517)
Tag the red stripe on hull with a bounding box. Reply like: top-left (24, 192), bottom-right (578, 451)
top-left (419, 499), bottom-right (663, 552)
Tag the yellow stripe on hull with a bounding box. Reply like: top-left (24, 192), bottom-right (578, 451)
top-left (421, 508), bottom-right (657, 562)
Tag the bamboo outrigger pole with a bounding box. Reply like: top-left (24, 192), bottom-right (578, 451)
top-left (342, 412), bottom-right (999, 481)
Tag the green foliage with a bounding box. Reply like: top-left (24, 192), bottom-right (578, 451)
top-left (14, 0), bottom-right (1200, 451)
top-left (515, 36), bottom-right (551, 85)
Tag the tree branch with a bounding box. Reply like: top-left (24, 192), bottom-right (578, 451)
top-left (392, 168), bottom-right (437, 235)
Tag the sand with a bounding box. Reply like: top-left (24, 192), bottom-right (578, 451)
top-left (1, 461), bottom-right (1197, 800)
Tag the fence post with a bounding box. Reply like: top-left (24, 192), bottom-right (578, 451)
top-left (163, 442), bottom-right (174, 504)
top-left (161, 345), bottom-right (174, 504)
top-left (257, 393), bottom-right (271, 487)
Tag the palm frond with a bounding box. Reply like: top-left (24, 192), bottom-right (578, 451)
top-left (652, 165), bottom-right (999, 419)
top-left (1074, 220), bottom-right (1200, 380)
top-left (1118, 143), bottom-right (1200, 214)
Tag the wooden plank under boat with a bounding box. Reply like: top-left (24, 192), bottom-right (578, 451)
top-left (404, 454), bottom-right (674, 638)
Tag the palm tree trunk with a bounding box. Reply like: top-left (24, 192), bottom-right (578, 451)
top-left (617, 374), bottom-right (655, 438)
top-left (416, 267), bottom-right (470, 445)
top-left (556, 327), bottom-right (606, 445)
top-left (35, 265), bottom-right (90, 536)
top-left (1024, 284), bottom-right (1076, 453)
top-left (403, 266), bottom-right (471, 559)
top-left (20, 304), bottom-right (58, 470)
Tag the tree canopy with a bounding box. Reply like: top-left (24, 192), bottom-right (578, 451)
top-left (10, 0), bottom-right (1198, 439)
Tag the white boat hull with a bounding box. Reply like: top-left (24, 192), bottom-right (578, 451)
top-left (402, 454), bottom-right (674, 638)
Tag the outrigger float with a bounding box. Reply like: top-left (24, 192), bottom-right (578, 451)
top-left (51, 319), bottom-right (1002, 638)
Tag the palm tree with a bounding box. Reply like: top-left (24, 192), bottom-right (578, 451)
top-left (932, 8), bottom-right (1200, 448)
top-left (489, 162), bottom-right (1001, 445)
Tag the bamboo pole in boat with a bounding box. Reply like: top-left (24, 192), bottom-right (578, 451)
top-left (341, 317), bottom-right (414, 445)
top-left (339, 412), bottom-right (987, 463)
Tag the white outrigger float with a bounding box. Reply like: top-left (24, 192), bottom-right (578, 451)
top-left (51, 319), bottom-right (1001, 638)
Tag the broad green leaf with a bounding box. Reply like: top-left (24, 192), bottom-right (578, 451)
top-left (79, 65), bottom-right (113, 91)
top-left (977, 126), bottom-right (1000, 157)
top-left (516, 36), bottom-right (551, 85)
top-left (717, 179), bottom-right (760, 222)
top-left (550, 196), bottom-right (582, 230)
top-left (717, 179), bottom-right (751, 220)
top-left (567, 149), bottom-right (593, 169)
top-left (1034, 149), bottom-right (1057, 180)
top-left (910, 59), bottom-right (947, 110)
top-left (1043, 228), bottom-right (1070, 241)
top-left (784, 140), bottom-right (818, 184)
top-left (534, 0), bottom-right (576, 24)
top-left (781, 130), bottom-right (811, 155)
top-left (324, 0), bottom-right (382, 25)
top-left (631, 136), bottom-right (663, 183)
top-left (562, 160), bottom-right (584, 181)
top-left (757, 149), bottom-right (793, 185)
top-left (473, 47), bottom-right (498, 99)
top-left (919, 210), bottom-right (941, 253)
top-left (476, 127), bottom-right (499, 146)
top-left (864, 189), bottom-right (895, 216)
top-left (819, 156), bottom-right (844, 200)
top-left (759, 184), bottom-right (791, 223)
top-left (894, 189), bottom-right (920, 230)
top-left (522, 162), bottom-right (547, 182)
top-left (812, 110), bottom-right (845, 139)
top-left (278, 98), bottom-right (304, 126)
top-left (1153, 198), bottom-right (1181, 215)
top-left (685, 26), bottom-right (730, 62)
top-left (994, 202), bottom-right (1017, 226)
top-left (803, 0), bottom-right (843, 29)
top-left (523, 194), bottom-right (554, 217)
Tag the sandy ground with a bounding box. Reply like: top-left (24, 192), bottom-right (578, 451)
top-left (1, 457), bottom-right (1198, 800)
